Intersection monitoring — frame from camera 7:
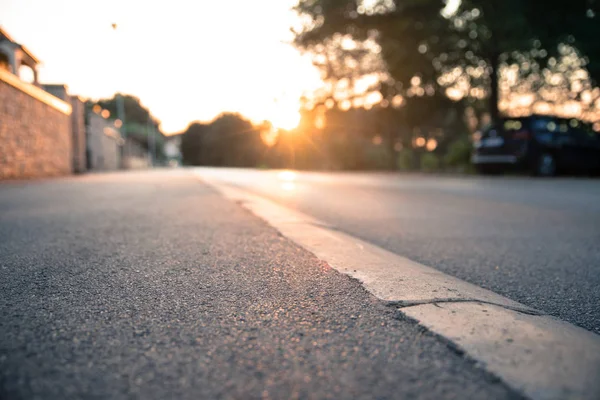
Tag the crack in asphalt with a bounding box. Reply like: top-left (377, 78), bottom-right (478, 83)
top-left (386, 298), bottom-right (544, 316)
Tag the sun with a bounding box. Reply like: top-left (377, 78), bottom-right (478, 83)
top-left (270, 109), bottom-right (301, 131)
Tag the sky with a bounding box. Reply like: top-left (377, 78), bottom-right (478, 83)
top-left (0, 0), bottom-right (323, 133)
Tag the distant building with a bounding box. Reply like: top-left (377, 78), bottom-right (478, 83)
top-left (163, 134), bottom-right (182, 165)
top-left (122, 139), bottom-right (151, 169)
top-left (86, 111), bottom-right (123, 171)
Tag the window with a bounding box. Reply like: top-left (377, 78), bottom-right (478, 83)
top-left (531, 117), bottom-right (558, 144)
top-left (531, 117), bottom-right (558, 133)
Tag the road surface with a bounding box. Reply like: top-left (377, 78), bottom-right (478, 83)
top-left (199, 168), bottom-right (600, 334)
top-left (0, 171), bottom-right (519, 399)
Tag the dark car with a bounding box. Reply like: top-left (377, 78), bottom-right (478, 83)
top-left (471, 115), bottom-right (600, 176)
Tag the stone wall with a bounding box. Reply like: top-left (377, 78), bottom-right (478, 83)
top-left (42, 85), bottom-right (87, 174)
top-left (0, 69), bottom-right (72, 179)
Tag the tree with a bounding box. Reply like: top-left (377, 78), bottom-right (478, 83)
top-left (448, 0), bottom-right (598, 121)
top-left (95, 94), bottom-right (159, 128)
top-left (294, 0), bottom-right (468, 169)
top-left (524, 0), bottom-right (599, 84)
top-left (294, 0), bottom-right (451, 97)
top-left (87, 94), bottom-right (167, 162)
top-left (295, 0), bottom-right (600, 126)
top-left (179, 113), bottom-right (264, 167)
top-left (180, 122), bottom-right (210, 166)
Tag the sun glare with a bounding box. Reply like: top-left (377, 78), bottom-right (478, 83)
top-left (278, 170), bottom-right (297, 182)
top-left (270, 109), bottom-right (301, 131)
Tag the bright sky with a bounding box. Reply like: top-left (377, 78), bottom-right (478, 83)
top-left (0, 0), bottom-right (323, 133)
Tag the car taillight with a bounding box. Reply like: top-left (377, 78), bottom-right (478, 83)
top-left (512, 130), bottom-right (530, 140)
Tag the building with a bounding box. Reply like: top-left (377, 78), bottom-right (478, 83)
top-left (0, 27), bottom-right (40, 85)
top-left (122, 135), bottom-right (151, 169)
top-left (0, 26), bottom-right (73, 179)
top-left (163, 134), bottom-right (182, 166)
top-left (86, 110), bottom-right (123, 171)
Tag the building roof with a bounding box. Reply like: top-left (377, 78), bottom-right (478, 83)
top-left (0, 26), bottom-right (40, 64)
top-left (0, 26), bottom-right (15, 43)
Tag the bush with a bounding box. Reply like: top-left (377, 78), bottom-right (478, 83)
top-left (397, 149), bottom-right (415, 171)
top-left (443, 136), bottom-right (472, 168)
top-left (366, 145), bottom-right (393, 170)
top-left (420, 152), bottom-right (440, 172)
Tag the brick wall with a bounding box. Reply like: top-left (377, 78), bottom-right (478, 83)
top-left (0, 69), bottom-right (72, 179)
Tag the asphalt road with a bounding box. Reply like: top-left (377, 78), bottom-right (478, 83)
top-left (0, 171), bottom-right (520, 399)
top-left (200, 168), bottom-right (600, 334)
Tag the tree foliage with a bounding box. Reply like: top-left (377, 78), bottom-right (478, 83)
top-left (87, 94), bottom-right (167, 160)
top-left (95, 94), bottom-right (160, 128)
top-left (180, 113), bottom-right (263, 167)
top-left (294, 0), bottom-right (599, 122)
top-left (294, 0), bottom-right (470, 169)
top-left (181, 1), bottom-right (599, 173)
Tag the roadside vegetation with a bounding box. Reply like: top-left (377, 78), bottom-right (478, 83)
top-left (180, 1), bottom-right (599, 172)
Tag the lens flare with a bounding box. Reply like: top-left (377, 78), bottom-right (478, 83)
top-left (277, 170), bottom-right (297, 182)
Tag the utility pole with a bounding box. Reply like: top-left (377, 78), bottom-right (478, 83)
top-left (112, 23), bottom-right (128, 170)
top-left (147, 116), bottom-right (155, 167)
top-left (116, 93), bottom-right (127, 169)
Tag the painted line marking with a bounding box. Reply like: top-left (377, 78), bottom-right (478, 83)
top-left (198, 171), bottom-right (600, 400)
top-left (403, 302), bottom-right (600, 400)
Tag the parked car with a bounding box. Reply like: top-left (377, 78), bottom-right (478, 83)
top-left (471, 115), bottom-right (600, 176)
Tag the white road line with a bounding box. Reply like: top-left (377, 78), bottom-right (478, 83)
top-left (199, 172), bottom-right (600, 400)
